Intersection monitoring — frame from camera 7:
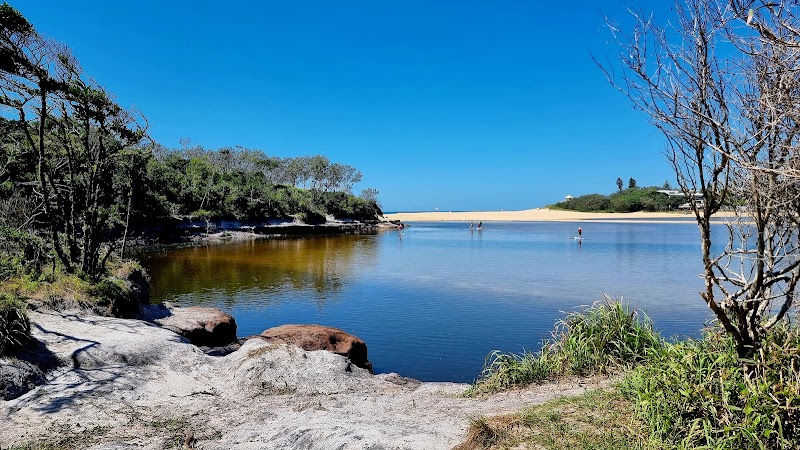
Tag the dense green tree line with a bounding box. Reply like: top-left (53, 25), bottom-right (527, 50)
top-left (0, 4), bottom-right (380, 280)
top-left (131, 146), bottom-right (380, 226)
top-left (552, 187), bottom-right (684, 213)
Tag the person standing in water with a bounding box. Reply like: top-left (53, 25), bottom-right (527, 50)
top-left (578, 227), bottom-right (582, 238)
top-left (478, 221), bottom-right (483, 230)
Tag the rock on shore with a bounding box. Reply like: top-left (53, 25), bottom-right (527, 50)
top-left (0, 311), bottom-right (611, 449)
top-left (0, 359), bottom-right (44, 401)
top-left (138, 302), bottom-right (237, 347)
top-left (257, 324), bottom-right (373, 373)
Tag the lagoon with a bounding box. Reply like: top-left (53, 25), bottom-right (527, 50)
top-left (140, 221), bottom-right (716, 383)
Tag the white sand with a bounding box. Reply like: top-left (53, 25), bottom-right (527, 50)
top-left (385, 208), bottom-right (718, 224)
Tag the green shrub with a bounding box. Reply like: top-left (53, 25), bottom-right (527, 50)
top-left (0, 293), bottom-right (31, 355)
top-left (551, 298), bottom-right (662, 374)
top-left (554, 194), bottom-right (612, 212)
top-left (316, 191), bottom-right (383, 220)
top-left (0, 227), bottom-right (46, 281)
top-left (610, 195), bottom-right (638, 212)
top-left (3, 260), bottom-right (145, 318)
top-left (88, 278), bottom-right (125, 305)
top-left (468, 299), bottom-right (662, 395)
top-left (621, 325), bottom-right (800, 449)
top-left (551, 188), bottom-right (683, 213)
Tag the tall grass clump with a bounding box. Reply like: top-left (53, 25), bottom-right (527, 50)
top-left (622, 325), bottom-right (800, 449)
top-left (468, 298), bottom-right (662, 395)
top-left (0, 293), bottom-right (31, 355)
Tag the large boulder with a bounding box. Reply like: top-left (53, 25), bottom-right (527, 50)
top-left (229, 339), bottom-right (373, 396)
top-left (0, 357), bottom-right (45, 400)
top-left (139, 303), bottom-right (237, 347)
top-left (257, 324), bottom-right (372, 373)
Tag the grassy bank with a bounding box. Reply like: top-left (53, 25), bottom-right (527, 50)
top-left (467, 299), bottom-right (661, 396)
top-left (464, 301), bottom-right (800, 449)
top-left (457, 388), bottom-right (663, 450)
top-left (622, 326), bottom-right (800, 449)
top-left (0, 258), bottom-right (150, 359)
top-left (0, 259), bottom-right (148, 318)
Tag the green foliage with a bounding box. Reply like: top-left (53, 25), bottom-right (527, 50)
top-left (0, 227), bottom-right (46, 281)
top-left (467, 307), bottom-right (800, 448)
top-left (316, 191), bottom-right (382, 220)
top-left (621, 325), bottom-right (800, 449)
top-left (559, 193), bottom-right (611, 212)
top-left (551, 299), bottom-right (662, 373)
top-left (0, 3), bottom-right (384, 286)
top-left (0, 2), bottom-right (148, 279)
top-left (133, 147), bottom-right (380, 224)
top-left (553, 187), bottom-right (684, 213)
top-left (0, 293), bottom-right (31, 355)
top-left (0, 3), bottom-right (30, 28)
top-left (1, 257), bottom-right (145, 318)
top-left (87, 278), bottom-right (128, 314)
top-left (468, 299), bottom-right (662, 395)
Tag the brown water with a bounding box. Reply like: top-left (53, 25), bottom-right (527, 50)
top-left (140, 221), bottom-right (713, 382)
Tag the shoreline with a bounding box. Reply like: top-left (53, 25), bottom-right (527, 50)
top-left (0, 309), bottom-right (611, 449)
top-left (385, 208), bottom-right (730, 224)
top-left (124, 220), bottom-right (401, 250)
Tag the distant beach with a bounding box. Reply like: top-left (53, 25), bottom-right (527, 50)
top-left (384, 208), bottom-right (729, 224)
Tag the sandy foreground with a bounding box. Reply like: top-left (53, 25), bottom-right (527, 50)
top-left (1, 311), bottom-right (611, 449)
top-left (385, 208), bottom-right (710, 224)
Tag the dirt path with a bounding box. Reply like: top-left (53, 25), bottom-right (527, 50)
top-left (1, 311), bottom-right (612, 449)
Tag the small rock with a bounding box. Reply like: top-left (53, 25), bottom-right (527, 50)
top-left (257, 324), bottom-right (372, 373)
top-left (139, 303), bottom-right (237, 347)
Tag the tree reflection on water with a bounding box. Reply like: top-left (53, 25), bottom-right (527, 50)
top-left (141, 235), bottom-right (379, 307)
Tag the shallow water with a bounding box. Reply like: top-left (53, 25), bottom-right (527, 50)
top-left (140, 221), bottom-right (717, 382)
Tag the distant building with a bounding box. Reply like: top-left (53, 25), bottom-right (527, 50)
top-left (662, 190), bottom-right (705, 210)
top-left (564, 195), bottom-right (573, 202)
top-left (657, 189), bottom-right (703, 201)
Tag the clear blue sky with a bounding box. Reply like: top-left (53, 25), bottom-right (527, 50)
top-left (15, 1), bottom-right (676, 212)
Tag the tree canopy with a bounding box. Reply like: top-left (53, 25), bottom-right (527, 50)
top-left (0, 4), bottom-right (381, 280)
top-left (553, 185), bottom-right (684, 213)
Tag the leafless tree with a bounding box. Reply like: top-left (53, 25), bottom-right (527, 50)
top-left (599, 0), bottom-right (800, 356)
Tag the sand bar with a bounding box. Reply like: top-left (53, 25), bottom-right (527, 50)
top-left (385, 208), bottom-right (725, 224)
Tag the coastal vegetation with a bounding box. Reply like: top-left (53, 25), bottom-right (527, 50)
top-left (5, 0), bottom-right (800, 448)
top-left (467, 300), bottom-right (661, 396)
top-left (0, 6), bottom-right (380, 288)
top-left (467, 1), bottom-right (800, 447)
top-left (0, 293), bottom-right (29, 356)
top-left (603, 0), bottom-right (800, 359)
top-left (466, 301), bottom-right (800, 449)
top-left (458, 389), bottom-right (658, 450)
top-left (551, 186), bottom-right (684, 213)
top-left (0, 3), bottom-right (380, 354)
top-left (122, 146), bottom-right (382, 228)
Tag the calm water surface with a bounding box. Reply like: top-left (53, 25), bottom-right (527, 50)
top-left (140, 221), bottom-right (717, 382)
